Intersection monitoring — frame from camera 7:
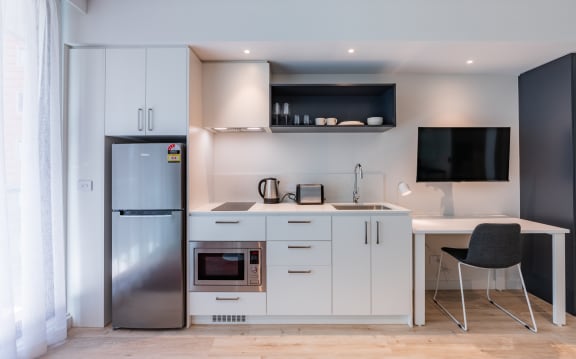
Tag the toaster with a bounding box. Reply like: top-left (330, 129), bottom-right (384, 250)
top-left (296, 184), bottom-right (324, 205)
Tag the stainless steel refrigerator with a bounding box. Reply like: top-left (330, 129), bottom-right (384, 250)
top-left (111, 143), bottom-right (186, 329)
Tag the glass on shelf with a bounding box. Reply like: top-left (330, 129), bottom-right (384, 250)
top-left (282, 102), bottom-right (290, 125)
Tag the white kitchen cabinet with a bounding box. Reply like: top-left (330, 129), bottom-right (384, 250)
top-left (267, 265), bottom-right (332, 315)
top-left (105, 47), bottom-right (188, 136)
top-left (266, 215), bottom-right (331, 242)
top-left (266, 215), bottom-right (332, 315)
top-left (202, 61), bottom-right (270, 129)
top-left (267, 241), bottom-right (331, 265)
top-left (332, 214), bottom-right (412, 317)
top-left (188, 292), bottom-right (266, 315)
top-left (188, 215), bottom-right (265, 242)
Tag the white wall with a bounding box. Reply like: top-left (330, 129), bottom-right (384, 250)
top-left (67, 48), bottom-right (110, 327)
top-left (214, 73), bottom-right (519, 217)
top-left (213, 73), bottom-right (519, 289)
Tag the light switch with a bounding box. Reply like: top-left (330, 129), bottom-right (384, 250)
top-left (78, 179), bottom-right (93, 192)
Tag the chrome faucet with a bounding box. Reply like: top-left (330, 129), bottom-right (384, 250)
top-left (353, 163), bottom-right (363, 204)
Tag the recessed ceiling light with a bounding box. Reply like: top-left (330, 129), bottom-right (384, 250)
top-left (466, 59), bottom-right (474, 65)
top-left (243, 49), bottom-right (251, 54)
top-left (348, 48), bottom-right (355, 54)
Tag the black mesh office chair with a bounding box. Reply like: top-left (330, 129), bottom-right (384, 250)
top-left (433, 223), bottom-right (537, 332)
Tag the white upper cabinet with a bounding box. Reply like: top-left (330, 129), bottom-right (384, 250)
top-left (202, 61), bottom-right (270, 130)
top-left (105, 48), bottom-right (188, 136)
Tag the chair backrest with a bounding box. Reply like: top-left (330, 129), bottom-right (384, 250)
top-left (465, 223), bottom-right (522, 268)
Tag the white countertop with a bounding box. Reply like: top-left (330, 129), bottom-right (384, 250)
top-left (189, 202), bottom-right (411, 215)
top-left (412, 216), bottom-right (569, 234)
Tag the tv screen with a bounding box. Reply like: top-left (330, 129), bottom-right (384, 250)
top-left (416, 127), bottom-right (510, 182)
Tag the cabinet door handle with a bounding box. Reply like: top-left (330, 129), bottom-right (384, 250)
top-left (365, 221), bottom-right (368, 245)
top-left (287, 220), bottom-right (311, 224)
top-left (288, 270), bottom-right (312, 274)
top-left (287, 245), bottom-right (312, 249)
top-left (214, 220), bottom-right (240, 224)
top-left (376, 221), bottom-right (380, 245)
top-left (147, 108), bottom-right (153, 131)
top-left (216, 297), bottom-right (240, 301)
top-left (137, 108), bottom-right (144, 131)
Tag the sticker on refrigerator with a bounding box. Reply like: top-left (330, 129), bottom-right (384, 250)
top-left (167, 143), bottom-right (181, 163)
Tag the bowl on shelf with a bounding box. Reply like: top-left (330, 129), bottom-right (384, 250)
top-left (367, 117), bottom-right (383, 126)
top-left (338, 120), bottom-right (364, 126)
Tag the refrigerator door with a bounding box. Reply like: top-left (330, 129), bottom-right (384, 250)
top-left (112, 143), bottom-right (184, 210)
top-left (112, 210), bottom-right (184, 329)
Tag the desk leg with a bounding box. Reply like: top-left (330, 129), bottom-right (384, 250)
top-left (552, 233), bottom-right (566, 326)
top-left (414, 233), bottom-right (426, 326)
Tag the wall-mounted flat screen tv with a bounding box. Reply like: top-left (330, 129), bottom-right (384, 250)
top-left (416, 127), bottom-right (510, 182)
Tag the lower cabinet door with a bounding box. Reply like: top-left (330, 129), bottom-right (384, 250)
top-left (188, 292), bottom-right (266, 315)
top-left (267, 266), bottom-right (331, 315)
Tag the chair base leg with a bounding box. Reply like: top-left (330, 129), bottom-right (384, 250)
top-left (434, 258), bottom-right (538, 333)
top-left (486, 266), bottom-right (538, 333)
top-left (433, 255), bottom-right (468, 331)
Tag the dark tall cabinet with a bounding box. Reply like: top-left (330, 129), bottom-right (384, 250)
top-left (519, 53), bottom-right (576, 315)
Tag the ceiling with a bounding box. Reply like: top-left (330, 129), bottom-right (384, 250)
top-left (191, 40), bottom-right (576, 75)
top-left (67, 0), bottom-right (576, 76)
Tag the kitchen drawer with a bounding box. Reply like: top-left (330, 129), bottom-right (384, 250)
top-left (266, 215), bottom-right (331, 241)
top-left (189, 215), bottom-right (265, 241)
top-left (267, 266), bottom-right (331, 315)
top-left (267, 241), bottom-right (331, 266)
top-left (188, 292), bottom-right (266, 315)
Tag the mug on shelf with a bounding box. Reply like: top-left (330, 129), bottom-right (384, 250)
top-left (315, 117), bottom-right (326, 126)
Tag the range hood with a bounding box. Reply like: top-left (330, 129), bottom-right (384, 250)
top-left (210, 127), bottom-right (267, 133)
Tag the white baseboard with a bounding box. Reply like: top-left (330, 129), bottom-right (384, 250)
top-left (189, 315), bottom-right (412, 326)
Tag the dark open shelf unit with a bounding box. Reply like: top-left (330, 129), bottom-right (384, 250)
top-left (270, 84), bottom-right (396, 133)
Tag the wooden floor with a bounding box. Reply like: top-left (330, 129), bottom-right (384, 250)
top-left (44, 291), bottom-right (576, 358)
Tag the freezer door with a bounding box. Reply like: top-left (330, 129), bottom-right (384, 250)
top-left (112, 143), bottom-right (183, 210)
top-left (112, 210), bottom-right (184, 329)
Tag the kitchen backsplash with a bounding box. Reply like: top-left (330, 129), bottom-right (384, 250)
top-left (213, 172), bottom-right (385, 204)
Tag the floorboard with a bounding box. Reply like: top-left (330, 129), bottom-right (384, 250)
top-left (43, 291), bottom-right (576, 358)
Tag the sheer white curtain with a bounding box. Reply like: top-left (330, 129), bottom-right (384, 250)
top-left (0, 0), bottom-right (66, 358)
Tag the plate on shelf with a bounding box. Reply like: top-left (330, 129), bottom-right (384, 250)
top-left (338, 121), bottom-right (364, 126)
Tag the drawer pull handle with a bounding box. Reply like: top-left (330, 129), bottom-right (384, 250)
top-left (287, 220), bottom-right (312, 224)
top-left (288, 270), bottom-right (312, 274)
top-left (215, 297), bottom-right (240, 301)
top-left (214, 220), bottom-right (240, 224)
top-left (376, 221), bottom-right (380, 245)
top-left (365, 221), bottom-right (368, 245)
top-left (288, 245), bottom-right (312, 249)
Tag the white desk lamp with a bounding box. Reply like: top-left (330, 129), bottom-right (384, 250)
top-left (398, 181), bottom-right (412, 197)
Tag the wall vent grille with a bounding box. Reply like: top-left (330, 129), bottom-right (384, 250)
top-left (211, 314), bottom-right (246, 323)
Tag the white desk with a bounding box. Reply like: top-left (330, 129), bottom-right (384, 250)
top-left (412, 216), bottom-right (569, 326)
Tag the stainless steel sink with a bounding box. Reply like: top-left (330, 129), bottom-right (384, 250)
top-left (331, 204), bottom-right (391, 210)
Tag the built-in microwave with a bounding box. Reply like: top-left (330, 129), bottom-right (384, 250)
top-left (189, 241), bottom-right (266, 292)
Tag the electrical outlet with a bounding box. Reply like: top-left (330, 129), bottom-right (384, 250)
top-left (78, 179), bottom-right (93, 192)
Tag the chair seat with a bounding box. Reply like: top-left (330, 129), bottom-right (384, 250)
top-left (441, 247), bottom-right (468, 262)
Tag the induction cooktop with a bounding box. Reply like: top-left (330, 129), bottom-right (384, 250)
top-left (211, 202), bottom-right (255, 211)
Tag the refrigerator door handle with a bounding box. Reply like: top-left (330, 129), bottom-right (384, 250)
top-left (117, 210), bottom-right (178, 217)
top-left (119, 214), bottom-right (173, 218)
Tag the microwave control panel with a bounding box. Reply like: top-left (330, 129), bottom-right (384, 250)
top-left (248, 249), bottom-right (261, 285)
